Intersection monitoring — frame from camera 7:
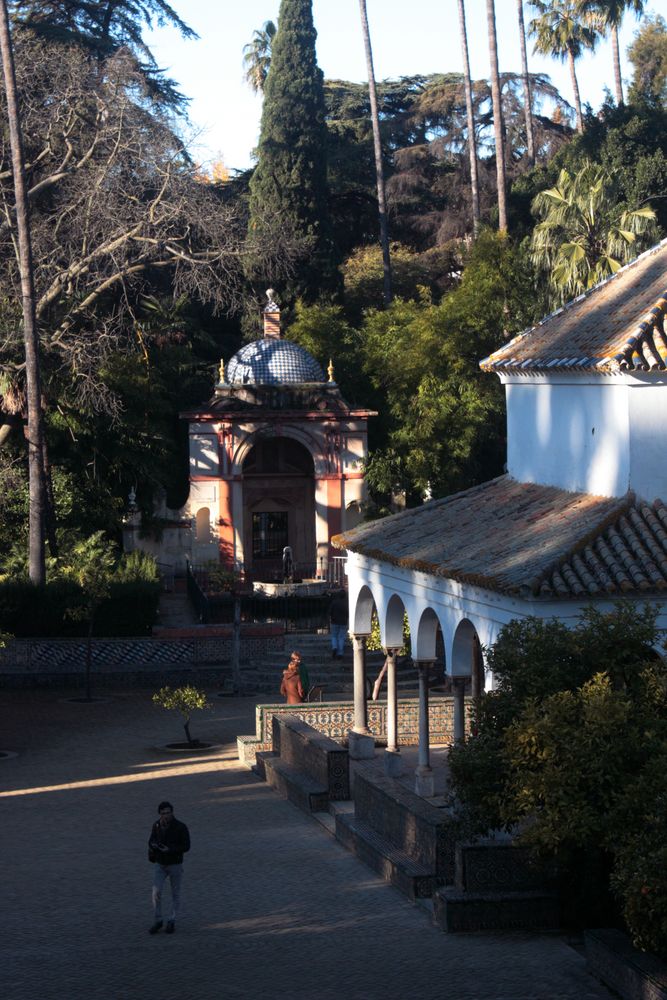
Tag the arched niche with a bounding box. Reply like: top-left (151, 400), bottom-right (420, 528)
top-left (195, 507), bottom-right (211, 543)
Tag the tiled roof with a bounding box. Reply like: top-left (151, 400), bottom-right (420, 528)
top-left (480, 240), bottom-right (667, 374)
top-left (226, 339), bottom-right (325, 385)
top-left (333, 476), bottom-right (667, 599)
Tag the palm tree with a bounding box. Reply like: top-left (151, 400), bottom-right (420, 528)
top-left (578, 0), bottom-right (644, 104)
top-left (358, 0), bottom-right (392, 305)
top-left (529, 0), bottom-right (599, 133)
top-left (0, 0), bottom-right (46, 584)
top-left (457, 0), bottom-right (481, 233)
top-left (517, 0), bottom-right (536, 163)
top-left (242, 19), bottom-right (276, 94)
top-left (486, 0), bottom-right (508, 230)
top-left (531, 161), bottom-right (657, 303)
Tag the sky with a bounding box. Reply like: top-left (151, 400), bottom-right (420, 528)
top-left (145, 0), bottom-right (655, 173)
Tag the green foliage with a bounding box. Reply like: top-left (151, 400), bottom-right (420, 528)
top-left (449, 603), bottom-right (667, 941)
top-left (60, 532), bottom-right (116, 621)
top-left (11, 0), bottom-right (197, 109)
top-left (366, 610), bottom-right (410, 655)
top-left (611, 756), bottom-right (667, 959)
top-left (0, 544), bottom-right (160, 637)
top-left (530, 161), bottom-right (658, 303)
top-left (153, 684), bottom-right (211, 744)
top-left (247, 0), bottom-right (334, 302)
top-left (341, 243), bottom-right (458, 319)
top-left (358, 231), bottom-right (537, 500)
top-left (242, 20), bottom-right (276, 93)
top-left (153, 684), bottom-right (210, 717)
top-left (628, 14), bottom-right (667, 107)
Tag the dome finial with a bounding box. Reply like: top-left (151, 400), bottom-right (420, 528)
top-left (327, 358), bottom-right (335, 383)
top-left (265, 288), bottom-right (279, 312)
top-left (218, 358), bottom-right (226, 383)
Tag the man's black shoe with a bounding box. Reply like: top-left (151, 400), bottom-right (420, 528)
top-left (149, 921), bottom-right (163, 935)
top-left (165, 921), bottom-right (175, 934)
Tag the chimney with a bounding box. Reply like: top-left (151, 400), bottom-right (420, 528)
top-left (263, 288), bottom-right (281, 339)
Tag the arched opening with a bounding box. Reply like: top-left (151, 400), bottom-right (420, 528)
top-left (384, 594), bottom-right (407, 650)
top-left (352, 584), bottom-right (376, 635)
top-left (415, 608), bottom-right (447, 689)
top-left (242, 437), bottom-right (316, 580)
top-left (451, 618), bottom-right (484, 685)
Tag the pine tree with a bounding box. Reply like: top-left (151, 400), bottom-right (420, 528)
top-left (247, 0), bottom-right (334, 304)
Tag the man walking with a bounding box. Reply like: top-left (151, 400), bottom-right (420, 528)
top-left (148, 801), bottom-right (190, 935)
top-left (329, 590), bottom-right (348, 660)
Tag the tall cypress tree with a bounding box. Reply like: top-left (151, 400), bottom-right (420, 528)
top-left (248, 0), bottom-right (334, 304)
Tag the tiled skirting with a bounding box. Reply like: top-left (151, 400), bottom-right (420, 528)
top-left (237, 696), bottom-right (464, 765)
top-left (0, 633), bottom-right (284, 687)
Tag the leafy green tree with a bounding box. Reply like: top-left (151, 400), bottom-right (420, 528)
top-left (627, 13), bottom-right (667, 106)
top-left (153, 685), bottom-right (211, 746)
top-left (62, 531), bottom-right (116, 701)
top-left (10, 0), bottom-right (197, 108)
top-left (448, 603), bottom-right (666, 931)
top-left (242, 19), bottom-right (276, 94)
top-left (359, 231), bottom-right (536, 501)
top-left (530, 160), bottom-right (657, 303)
top-left (247, 0), bottom-right (334, 303)
top-left (529, 0), bottom-right (600, 132)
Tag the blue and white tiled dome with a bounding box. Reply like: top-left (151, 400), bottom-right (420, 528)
top-left (226, 339), bottom-right (325, 385)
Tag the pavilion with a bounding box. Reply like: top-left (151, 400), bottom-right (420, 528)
top-left (334, 239), bottom-right (667, 795)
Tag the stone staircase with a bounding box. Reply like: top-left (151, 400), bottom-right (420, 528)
top-left (239, 633), bottom-right (419, 698)
top-left (156, 592), bottom-right (200, 629)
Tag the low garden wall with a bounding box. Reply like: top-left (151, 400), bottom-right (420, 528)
top-left (237, 695), bottom-right (462, 766)
top-left (0, 625), bottom-right (285, 688)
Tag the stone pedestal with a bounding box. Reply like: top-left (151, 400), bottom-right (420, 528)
top-left (348, 729), bottom-right (375, 760)
top-left (384, 748), bottom-right (403, 777)
top-left (414, 766), bottom-right (435, 797)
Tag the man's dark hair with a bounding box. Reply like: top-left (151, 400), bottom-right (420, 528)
top-left (158, 801), bottom-right (173, 813)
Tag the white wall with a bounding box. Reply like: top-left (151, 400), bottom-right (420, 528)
top-left (628, 377), bottom-right (667, 501)
top-left (504, 375), bottom-right (630, 497)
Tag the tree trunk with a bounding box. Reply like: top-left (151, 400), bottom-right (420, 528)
top-left (457, 0), bottom-right (481, 233)
top-left (0, 0), bottom-right (46, 584)
top-left (358, 0), bottom-right (392, 306)
top-left (486, 0), bottom-right (508, 231)
top-left (516, 0), bottom-right (535, 164)
top-left (611, 23), bottom-right (624, 105)
top-left (568, 46), bottom-right (584, 133)
top-left (85, 615), bottom-right (94, 701)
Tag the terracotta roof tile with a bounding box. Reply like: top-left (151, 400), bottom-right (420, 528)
top-left (480, 240), bottom-right (667, 374)
top-left (334, 476), bottom-right (667, 599)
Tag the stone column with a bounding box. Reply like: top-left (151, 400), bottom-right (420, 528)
top-left (453, 676), bottom-right (466, 742)
top-left (414, 660), bottom-right (435, 797)
top-left (348, 634), bottom-right (374, 760)
top-left (385, 647), bottom-right (402, 776)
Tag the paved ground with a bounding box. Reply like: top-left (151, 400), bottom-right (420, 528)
top-left (0, 689), bottom-right (613, 1000)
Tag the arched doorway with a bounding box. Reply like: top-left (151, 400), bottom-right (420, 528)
top-left (242, 437), bottom-right (316, 580)
top-left (451, 618), bottom-right (484, 740)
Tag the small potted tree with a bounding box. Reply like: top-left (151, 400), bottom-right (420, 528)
top-left (153, 685), bottom-right (211, 749)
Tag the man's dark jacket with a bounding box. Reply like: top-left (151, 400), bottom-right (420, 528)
top-left (148, 818), bottom-right (190, 865)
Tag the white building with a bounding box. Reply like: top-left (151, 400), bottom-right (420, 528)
top-left (334, 240), bottom-right (667, 791)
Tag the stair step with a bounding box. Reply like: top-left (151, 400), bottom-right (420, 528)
top-left (335, 813), bottom-right (444, 901)
top-left (263, 756), bottom-right (330, 814)
top-left (432, 886), bottom-right (560, 933)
